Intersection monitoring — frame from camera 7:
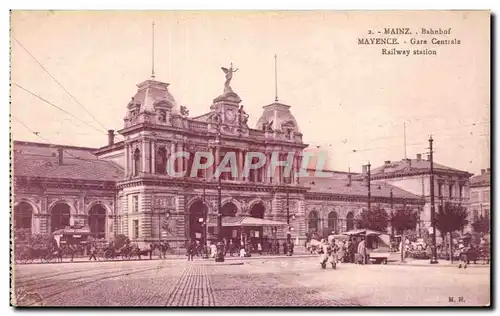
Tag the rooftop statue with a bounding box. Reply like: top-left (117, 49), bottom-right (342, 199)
top-left (221, 63), bottom-right (238, 93)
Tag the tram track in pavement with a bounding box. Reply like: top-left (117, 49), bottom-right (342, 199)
top-left (20, 261), bottom-right (179, 306)
top-left (16, 266), bottom-right (144, 294)
top-left (14, 263), bottom-right (139, 285)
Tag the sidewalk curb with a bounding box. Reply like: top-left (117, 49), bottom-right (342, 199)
top-left (15, 254), bottom-right (317, 266)
top-left (387, 261), bottom-right (491, 268)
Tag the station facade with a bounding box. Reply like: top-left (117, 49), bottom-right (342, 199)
top-left (13, 71), bottom-right (426, 248)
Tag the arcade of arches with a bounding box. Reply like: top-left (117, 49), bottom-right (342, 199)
top-left (307, 210), bottom-right (358, 235)
top-left (187, 200), bottom-right (269, 245)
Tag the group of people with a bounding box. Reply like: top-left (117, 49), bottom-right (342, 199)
top-left (308, 233), bottom-right (370, 267)
top-left (184, 238), bottom-right (296, 261)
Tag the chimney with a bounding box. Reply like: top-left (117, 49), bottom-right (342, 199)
top-left (347, 169), bottom-right (352, 187)
top-left (416, 153), bottom-right (422, 161)
top-left (108, 130), bottom-right (115, 146)
top-left (57, 147), bottom-right (63, 165)
top-left (481, 169), bottom-right (486, 175)
top-left (384, 160), bottom-right (391, 165)
top-left (362, 164), bottom-right (369, 174)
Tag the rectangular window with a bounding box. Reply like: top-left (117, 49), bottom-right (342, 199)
top-left (471, 192), bottom-right (479, 202)
top-left (133, 220), bottom-right (139, 239)
top-left (459, 184), bottom-right (464, 199)
top-left (483, 190), bottom-right (490, 202)
top-left (449, 184), bottom-right (453, 198)
top-left (131, 195), bottom-right (139, 213)
top-left (438, 183), bottom-right (443, 197)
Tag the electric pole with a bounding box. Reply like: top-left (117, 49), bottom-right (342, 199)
top-left (215, 113), bottom-right (224, 262)
top-left (429, 136), bottom-right (438, 264)
top-left (390, 188), bottom-right (394, 238)
top-left (367, 162), bottom-right (371, 212)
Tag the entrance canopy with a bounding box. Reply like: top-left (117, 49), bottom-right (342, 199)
top-left (208, 216), bottom-right (288, 227)
top-left (52, 226), bottom-right (91, 236)
top-left (343, 229), bottom-right (383, 236)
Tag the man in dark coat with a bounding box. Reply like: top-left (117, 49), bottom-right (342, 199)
top-left (186, 239), bottom-right (196, 261)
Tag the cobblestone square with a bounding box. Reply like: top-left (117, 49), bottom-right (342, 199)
top-left (13, 257), bottom-right (490, 307)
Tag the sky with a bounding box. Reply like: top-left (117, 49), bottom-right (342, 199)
top-left (10, 10), bottom-right (490, 174)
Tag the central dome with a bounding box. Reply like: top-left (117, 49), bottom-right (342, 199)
top-left (131, 79), bottom-right (179, 115)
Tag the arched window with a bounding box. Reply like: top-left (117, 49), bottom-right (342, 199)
top-left (308, 211), bottom-right (319, 232)
top-left (134, 148), bottom-right (141, 176)
top-left (51, 203), bottom-right (71, 232)
top-left (346, 212), bottom-right (355, 232)
top-left (328, 211), bottom-right (338, 234)
top-left (156, 147), bottom-right (167, 174)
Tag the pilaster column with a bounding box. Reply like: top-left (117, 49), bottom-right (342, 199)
top-left (275, 152), bottom-right (282, 184)
top-left (125, 144), bottom-right (130, 177)
top-left (179, 143), bottom-right (185, 176)
top-left (297, 154), bottom-right (303, 184)
top-left (215, 146), bottom-right (221, 179)
top-left (141, 141), bottom-right (147, 173)
top-left (238, 150), bottom-right (244, 181)
top-left (151, 140), bottom-right (156, 174)
top-left (131, 144), bottom-right (136, 176)
top-left (293, 153), bottom-right (299, 184)
top-left (263, 152), bottom-right (269, 183)
top-left (268, 152), bottom-right (274, 184)
top-left (169, 142), bottom-right (176, 175)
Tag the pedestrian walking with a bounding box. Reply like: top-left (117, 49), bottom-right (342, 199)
top-left (338, 240), bottom-right (345, 263)
top-left (357, 237), bottom-right (366, 265)
top-left (319, 239), bottom-right (336, 269)
top-left (239, 246), bottom-right (247, 258)
top-left (283, 241), bottom-right (288, 256)
top-left (69, 244), bottom-right (76, 262)
top-left (228, 240), bottom-right (235, 256)
top-left (458, 242), bottom-right (468, 269)
top-left (257, 242), bottom-right (262, 255)
top-left (210, 242), bottom-right (217, 258)
top-left (88, 244), bottom-right (98, 261)
top-left (186, 239), bottom-right (196, 261)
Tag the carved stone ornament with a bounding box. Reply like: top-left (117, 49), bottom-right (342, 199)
top-left (180, 105), bottom-right (189, 117)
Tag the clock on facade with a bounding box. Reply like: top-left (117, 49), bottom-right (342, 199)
top-left (225, 110), bottom-right (235, 122)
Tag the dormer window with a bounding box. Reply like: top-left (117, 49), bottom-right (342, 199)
top-left (158, 110), bottom-right (167, 123)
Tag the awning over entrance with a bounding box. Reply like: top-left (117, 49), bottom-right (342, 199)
top-left (52, 226), bottom-right (91, 236)
top-left (208, 216), bottom-right (288, 227)
top-left (343, 229), bottom-right (383, 236)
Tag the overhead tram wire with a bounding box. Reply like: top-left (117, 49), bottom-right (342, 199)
top-left (12, 115), bottom-right (109, 164)
top-left (12, 36), bottom-right (109, 132)
top-left (350, 120), bottom-right (490, 143)
top-left (13, 83), bottom-right (107, 135)
top-left (339, 133), bottom-right (491, 154)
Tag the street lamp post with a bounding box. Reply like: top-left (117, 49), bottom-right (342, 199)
top-left (202, 179), bottom-right (209, 259)
top-left (367, 162), bottom-right (371, 212)
top-left (429, 136), bottom-right (439, 264)
top-left (390, 188), bottom-right (394, 238)
top-left (214, 113), bottom-right (225, 262)
top-left (286, 182), bottom-right (290, 240)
